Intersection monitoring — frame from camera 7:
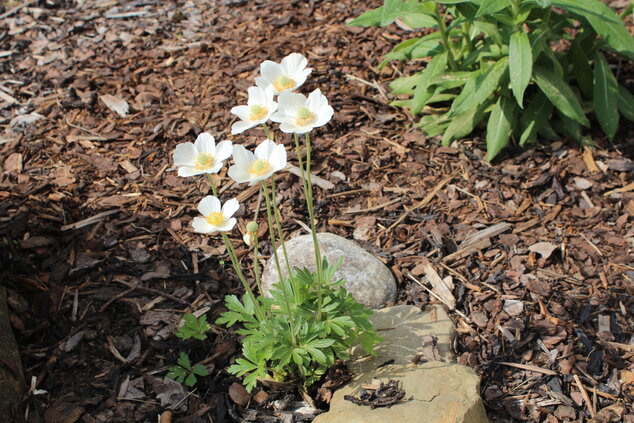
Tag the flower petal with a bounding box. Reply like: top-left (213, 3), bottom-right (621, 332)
top-left (178, 166), bottom-right (203, 177)
top-left (215, 140), bottom-right (233, 162)
top-left (221, 198), bottom-right (240, 218)
top-left (231, 120), bottom-right (256, 135)
top-left (228, 164), bottom-right (252, 184)
top-left (232, 145), bottom-right (255, 168)
top-left (192, 217), bottom-right (215, 234)
top-left (194, 133), bottom-right (216, 154)
top-left (281, 53), bottom-right (308, 75)
top-left (259, 60), bottom-right (281, 83)
top-left (173, 142), bottom-right (197, 166)
top-left (198, 195), bottom-right (220, 216)
top-left (277, 92), bottom-right (307, 113)
top-left (217, 217), bottom-right (237, 232)
top-left (247, 86), bottom-right (267, 106)
top-left (254, 139), bottom-right (276, 160)
top-left (269, 144), bottom-right (288, 171)
top-left (230, 105), bottom-right (251, 122)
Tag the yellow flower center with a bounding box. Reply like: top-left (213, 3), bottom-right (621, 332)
top-left (206, 212), bottom-right (224, 226)
top-left (248, 159), bottom-right (272, 177)
top-left (295, 107), bottom-right (316, 127)
top-left (273, 75), bottom-right (296, 92)
top-left (194, 153), bottom-right (215, 170)
top-left (249, 104), bottom-right (268, 122)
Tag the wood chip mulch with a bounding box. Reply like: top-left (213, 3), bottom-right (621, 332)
top-left (1, 0), bottom-right (633, 422)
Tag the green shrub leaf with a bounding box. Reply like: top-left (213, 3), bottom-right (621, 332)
top-left (476, 0), bottom-right (511, 17)
top-left (485, 95), bottom-right (515, 161)
top-left (519, 92), bottom-right (553, 146)
top-left (411, 51), bottom-right (448, 115)
top-left (617, 84), bottom-right (634, 122)
top-left (552, 0), bottom-right (634, 60)
top-left (532, 65), bottom-right (589, 126)
top-left (441, 104), bottom-right (487, 145)
top-left (451, 57), bottom-right (508, 116)
top-left (593, 52), bottom-right (619, 139)
top-left (509, 30), bottom-right (532, 107)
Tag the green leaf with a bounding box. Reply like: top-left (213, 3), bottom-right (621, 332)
top-left (476, 0), bottom-right (511, 17)
top-left (177, 352), bottom-right (191, 369)
top-left (348, 6), bottom-right (383, 27)
top-left (617, 84), bottom-right (634, 122)
top-left (485, 96), bottom-right (515, 161)
top-left (552, 0), bottom-right (634, 60)
top-left (532, 65), bottom-right (589, 126)
top-left (307, 339), bottom-right (336, 349)
top-left (411, 51), bottom-right (448, 115)
top-left (509, 30), bottom-right (532, 107)
top-left (192, 364), bottom-right (209, 377)
top-left (184, 373), bottom-right (197, 387)
top-left (554, 112), bottom-right (582, 141)
top-left (569, 37), bottom-right (595, 99)
top-left (441, 103), bottom-right (487, 145)
top-left (519, 91), bottom-right (553, 146)
top-left (593, 52), bottom-right (619, 139)
top-left (303, 346), bottom-right (327, 363)
top-left (451, 57), bottom-right (509, 116)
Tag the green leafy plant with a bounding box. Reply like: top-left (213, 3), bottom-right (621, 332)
top-left (167, 352), bottom-right (210, 387)
top-left (176, 313), bottom-right (211, 341)
top-left (169, 53), bottom-right (382, 394)
top-left (350, 0), bottom-right (634, 160)
top-left (217, 258), bottom-right (381, 391)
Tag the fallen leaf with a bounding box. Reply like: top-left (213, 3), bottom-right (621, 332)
top-left (100, 94), bottom-right (129, 117)
top-left (528, 241), bottom-right (558, 260)
top-left (229, 382), bottom-right (251, 407)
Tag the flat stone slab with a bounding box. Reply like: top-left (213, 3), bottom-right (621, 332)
top-left (348, 304), bottom-right (456, 374)
top-left (314, 305), bottom-right (489, 423)
top-left (261, 232), bottom-right (397, 309)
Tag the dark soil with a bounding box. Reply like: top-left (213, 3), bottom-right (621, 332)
top-left (1, 0), bottom-right (633, 422)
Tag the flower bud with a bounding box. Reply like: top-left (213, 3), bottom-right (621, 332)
top-left (246, 221), bottom-right (259, 233)
top-left (243, 233), bottom-right (254, 247)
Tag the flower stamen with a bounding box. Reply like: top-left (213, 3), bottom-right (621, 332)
top-left (206, 212), bottom-right (224, 226)
top-left (295, 107), bottom-right (316, 127)
top-left (249, 104), bottom-right (268, 122)
top-left (194, 153), bottom-right (215, 170)
top-left (248, 159), bottom-right (272, 177)
top-left (273, 75), bottom-right (296, 92)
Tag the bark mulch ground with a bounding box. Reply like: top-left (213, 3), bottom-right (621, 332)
top-left (1, 0), bottom-right (633, 422)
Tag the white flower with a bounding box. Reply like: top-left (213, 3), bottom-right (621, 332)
top-left (173, 133), bottom-right (233, 177)
top-left (270, 89), bottom-right (334, 134)
top-left (228, 139), bottom-right (287, 186)
top-left (255, 53), bottom-right (312, 95)
top-left (192, 196), bottom-right (239, 234)
top-left (230, 86), bottom-right (278, 135)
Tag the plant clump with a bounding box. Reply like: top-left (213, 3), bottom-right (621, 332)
top-left (350, 0), bottom-right (634, 161)
top-left (168, 53), bottom-right (382, 393)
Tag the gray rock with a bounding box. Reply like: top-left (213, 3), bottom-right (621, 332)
top-left (261, 232), bottom-right (396, 309)
top-left (313, 305), bottom-right (489, 423)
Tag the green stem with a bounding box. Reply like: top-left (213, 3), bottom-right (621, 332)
top-left (252, 233), bottom-right (262, 295)
top-left (220, 233), bottom-right (264, 321)
top-left (302, 132), bottom-right (323, 319)
top-left (262, 123), bottom-right (271, 139)
top-left (433, 3), bottom-right (457, 71)
top-left (270, 178), bottom-right (294, 300)
top-left (262, 181), bottom-right (297, 345)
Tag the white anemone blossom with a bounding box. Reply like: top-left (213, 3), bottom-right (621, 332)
top-left (192, 196), bottom-right (239, 234)
top-left (270, 89), bottom-right (334, 134)
top-left (255, 53), bottom-right (312, 95)
top-left (228, 139), bottom-right (287, 186)
top-left (230, 86), bottom-right (278, 135)
top-left (173, 133), bottom-right (233, 177)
